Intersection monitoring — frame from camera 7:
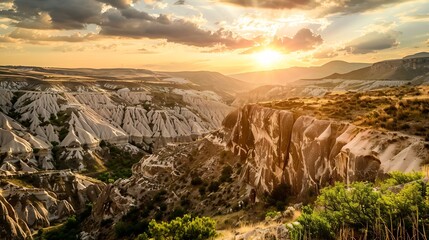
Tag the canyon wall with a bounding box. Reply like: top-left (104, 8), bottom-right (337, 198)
top-left (223, 104), bottom-right (429, 197)
top-left (0, 170), bottom-right (104, 239)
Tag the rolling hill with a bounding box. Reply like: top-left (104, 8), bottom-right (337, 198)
top-left (230, 60), bottom-right (370, 86)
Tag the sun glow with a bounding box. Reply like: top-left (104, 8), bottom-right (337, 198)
top-left (253, 49), bottom-right (283, 67)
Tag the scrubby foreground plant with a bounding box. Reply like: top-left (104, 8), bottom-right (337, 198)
top-left (135, 214), bottom-right (217, 240)
top-left (289, 172), bottom-right (429, 240)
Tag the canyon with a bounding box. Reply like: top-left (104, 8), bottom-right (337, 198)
top-left (1, 54), bottom-right (429, 239)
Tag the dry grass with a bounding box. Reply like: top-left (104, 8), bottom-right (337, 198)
top-left (336, 213), bottom-right (429, 240)
top-left (262, 86), bottom-right (429, 138)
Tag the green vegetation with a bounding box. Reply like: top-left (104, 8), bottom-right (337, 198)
top-left (35, 204), bottom-right (92, 240)
top-left (97, 143), bottom-right (144, 183)
top-left (113, 212), bottom-right (216, 240)
top-left (139, 214), bottom-right (217, 240)
top-left (50, 111), bottom-right (71, 127)
top-left (265, 210), bottom-right (281, 220)
top-left (289, 172), bottom-right (429, 240)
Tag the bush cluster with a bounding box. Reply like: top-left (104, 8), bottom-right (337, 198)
top-left (289, 172), bottom-right (429, 240)
top-left (134, 214), bottom-right (217, 240)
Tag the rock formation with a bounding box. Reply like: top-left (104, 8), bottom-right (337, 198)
top-left (0, 170), bottom-right (104, 238)
top-left (223, 104), bottom-right (429, 197)
top-left (0, 194), bottom-right (32, 240)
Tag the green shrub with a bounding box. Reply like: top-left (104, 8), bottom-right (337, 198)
top-left (35, 204), bottom-right (93, 240)
top-left (288, 206), bottom-right (334, 240)
top-left (316, 182), bottom-right (380, 231)
top-left (290, 172), bottom-right (429, 240)
top-left (265, 210), bottom-right (281, 219)
top-left (135, 233), bottom-right (149, 240)
top-left (384, 171), bottom-right (423, 186)
top-left (149, 214), bottom-right (217, 240)
top-left (37, 216), bottom-right (79, 240)
top-left (96, 144), bottom-right (144, 182)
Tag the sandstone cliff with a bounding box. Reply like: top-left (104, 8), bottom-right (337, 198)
top-left (223, 104), bottom-right (429, 197)
top-left (0, 170), bottom-right (104, 239)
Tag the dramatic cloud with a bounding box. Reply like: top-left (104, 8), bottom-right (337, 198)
top-left (99, 9), bottom-right (255, 48)
top-left (343, 31), bottom-right (400, 54)
top-left (0, 0), bottom-right (254, 49)
top-left (0, 0), bottom-right (102, 29)
top-left (273, 28), bottom-right (323, 51)
top-left (8, 29), bottom-right (97, 43)
top-left (244, 28), bottom-right (323, 53)
top-left (219, 0), bottom-right (414, 15)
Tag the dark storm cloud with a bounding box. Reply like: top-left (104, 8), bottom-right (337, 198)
top-left (99, 8), bottom-right (255, 48)
top-left (243, 28), bottom-right (323, 53)
top-left (0, 0), bottom-right (254, 49)
top-left (220, 0), bottom-right (413, 14)
top-left (0, 0), bottom-right (102, 29)
top-left (343, 31), bottom-right (399, 54)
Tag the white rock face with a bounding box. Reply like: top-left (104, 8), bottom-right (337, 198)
top-left (224, 105), bottom-right (429, 197)
top-left (0, 77), bottom-right (233, 171)
top-left (0, 194), bottom-right (32, 240)
top-left (0, 129), bottom-right (33, 154)
top-left (14, 92), bottom-right (63, 128)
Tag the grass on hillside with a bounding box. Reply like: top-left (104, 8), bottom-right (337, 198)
top-left (264, 86), bottom-right (429, 138)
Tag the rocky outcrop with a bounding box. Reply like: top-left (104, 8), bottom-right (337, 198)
top-left (224, 105), bottom-right (429, 197)
top-left (0, 170), bottom-right (104, 234)
top-left (83, 138), bottom-right (244, 239)
top-left (0, 80), bottom-right (232, 171)
top-left (0, 194), bottom-right (32, 240)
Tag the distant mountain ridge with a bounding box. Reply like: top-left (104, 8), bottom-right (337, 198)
top-left (322, 54), bottom-right (429, 80)
top-left (230, 61), bottom-right (370, 86)
top-left (403, 52), bottom-right (429, 59)
top-left (232, 52), bottom-right (429, 106)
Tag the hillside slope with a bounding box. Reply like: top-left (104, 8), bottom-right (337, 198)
top-left (231, 61), bottom-right (370, 86)
top-left (324, 56), bottom-right (429, 80)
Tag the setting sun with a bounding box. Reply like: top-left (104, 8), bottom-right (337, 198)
top-left (253, 49), bottom-right (284, 67)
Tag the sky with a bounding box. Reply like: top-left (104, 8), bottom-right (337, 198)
top-left (0, 0), bottom-right (428, 74)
